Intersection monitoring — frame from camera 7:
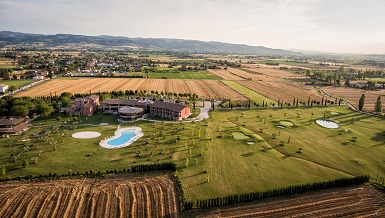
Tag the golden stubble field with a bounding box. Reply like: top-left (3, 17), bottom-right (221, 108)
top-left (0, 174), bottom-right (179, 218)
top-left (15, 78), bottom-right (247, 100)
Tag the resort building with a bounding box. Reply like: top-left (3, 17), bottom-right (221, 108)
top-left (0, 84), bottom-right (8, 93)
top-left (149, 101), bottom-right (191, 121)
top-left (118, 106), bottom-right (144, 121)
top-left (68, 95), bottom-right (100, 116)
top-left (0, 117), bottom-right (32, 135)
top-left (100, 99), bottom-right (151, 113)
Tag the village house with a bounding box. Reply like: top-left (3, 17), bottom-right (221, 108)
top-left (149, 101), bottom-right (190, 121)
top-left (0, 117), bottom-right (32, 135)
top-left (0, 84), bottom-right (9, 93)
top-left (68, 95), bottom-right (100, 116)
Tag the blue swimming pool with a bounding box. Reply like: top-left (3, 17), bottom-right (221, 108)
top-left (107, 130), bottom-right (137, 146)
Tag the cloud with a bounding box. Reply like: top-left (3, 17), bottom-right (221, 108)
top-left (0, 0), bottom-right (384, 53)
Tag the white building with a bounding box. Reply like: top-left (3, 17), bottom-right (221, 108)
top-left (0, 84), bottom-right (8, 93)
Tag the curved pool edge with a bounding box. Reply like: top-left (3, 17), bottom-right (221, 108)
top-left (99, 126), bottom-right (143, 149)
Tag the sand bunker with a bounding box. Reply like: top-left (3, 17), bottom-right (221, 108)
top-left (316, 120), bottom-right (339, 129)
top-left (72, 131), bottom-right (101, 139)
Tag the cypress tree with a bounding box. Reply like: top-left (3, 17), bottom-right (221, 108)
top-left (358, 94), bottom-right (365, 111)
top-left (374, 95), bottom-right (382, 112)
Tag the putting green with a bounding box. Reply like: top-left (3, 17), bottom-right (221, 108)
top-left (279, 120), bottom-right (294, 127)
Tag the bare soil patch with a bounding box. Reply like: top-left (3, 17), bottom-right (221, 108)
top-left (0, 173), bottom-right (179, 218)
top-left (193, 186), bottom-right (385, 217)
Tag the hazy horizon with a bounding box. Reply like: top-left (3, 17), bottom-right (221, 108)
top-left (1, 0), bottom-right (384, 54)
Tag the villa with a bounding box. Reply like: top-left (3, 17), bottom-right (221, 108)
top-left (101, 98), bottom-right (191, 121)
top-left (149, 101), bottom-right (190, 121)
top-left (100, 99), bottom-right (151, 113)
top-left (69, 95), bottom-right (100, 116)
top-left (0, 117), bottom-right (32, 135)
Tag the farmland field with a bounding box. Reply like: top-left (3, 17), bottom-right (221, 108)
top-left (207, 69), bottom-right (244, 80)
top-left (244, 64), bottom-right (310, 78)
top-left (237, 80), bottom-right (323, 104)
top-left (218, 67), bottom-right (323, 104)
top-left (149, 70), bottom-right (220, 80)
top-left (0, 173), bottom-right (179, 218)
top-left (14, 78), bottom-right (246, 100)
top-left (321, 86), bottom-right (385, 111)
top-left (195, 186), bottom-right (385, 217)
top-left (221, 80), bottom-right (276, 105)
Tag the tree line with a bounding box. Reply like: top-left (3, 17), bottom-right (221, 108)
top-left (0, 162), bottom-right (177, 182)
top-left (182, 175), bottom-right (370, 210)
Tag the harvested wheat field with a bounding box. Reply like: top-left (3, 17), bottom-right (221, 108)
top-left (195, 186), bottom-right (385, 218)
top-left (207, 69), bottom-right (244, 80)
top-left (238, 80), bottom-right (322, 104)
top-left (15, 78), bottom-right (246, 100)
top-left (0, 174), bottom-right (179, 218)
top-left (322, 86), bottom-right (385, 111)
top-left (245, 64), bottom-right (310, 78)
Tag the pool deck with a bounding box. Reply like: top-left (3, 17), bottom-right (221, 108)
top-left (99, 126), bottom-right (143, 149)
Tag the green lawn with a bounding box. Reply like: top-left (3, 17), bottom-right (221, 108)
top-left (149, 70), bottom-right (221, 80)
top-left (367, 78), bottom-right (385, 83)
top-left (222, 80), bottom-right (277, 105)
top-left (1, 106), bottom-right (385, 203)
top-left (0, 80), bottom-right (34, 89)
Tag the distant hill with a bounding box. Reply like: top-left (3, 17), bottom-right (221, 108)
top-left (0, 31), bottom-right (300, 56)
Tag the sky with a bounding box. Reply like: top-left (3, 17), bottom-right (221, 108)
top-left (1, 0), bottom-right (384, 54)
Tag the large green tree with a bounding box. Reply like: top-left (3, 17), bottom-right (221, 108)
top-left (36, 103), bottom-right (54, 119)
top-left (374, 95), bottom-right (382, 113)
top-left (11, 105), bottom-right (29, 116)
top-left (358, 94), bottom-right (365, 111)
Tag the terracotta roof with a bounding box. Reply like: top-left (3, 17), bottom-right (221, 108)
top-left (88, 95), bottom-right (99, 101)
top-left (0, 123), bottom-right (32, 134)
top-left (150, 101), bottom-right (187, 112)
top-left (0, 84), bottom-right (8, 87)
top-left (83, 103), bottom-right (94, 108)
top-left (0, 118), bottom-right (24, 126)
top-left (13, 123), bottom-right (32, 132)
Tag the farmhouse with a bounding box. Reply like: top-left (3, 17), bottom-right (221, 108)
top-left (0, 117), bottom-right (32, 135)
top-left (0, 84), bottom-right (8, 93)
top-left (69, 95), bottom-right (100, 116)
top-left (149, 101), bottom-right (190, 121)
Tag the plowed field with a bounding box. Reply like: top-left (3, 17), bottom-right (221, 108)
top-left (207, 69), bottom-right (244, 80)
top-left (196, 186), bottom-right (385, 218)
top-left (15, 78), bottom-right (246, 100)
top-left (321, 86), bottom-right (385, 111)
top-left (0, 174), bottom-right (179, 218)
top-left (224, 67), bottom-right (323, 103)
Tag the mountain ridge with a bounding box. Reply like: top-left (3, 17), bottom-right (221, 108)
top-left (0, 31), bottom-right (300, 56)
